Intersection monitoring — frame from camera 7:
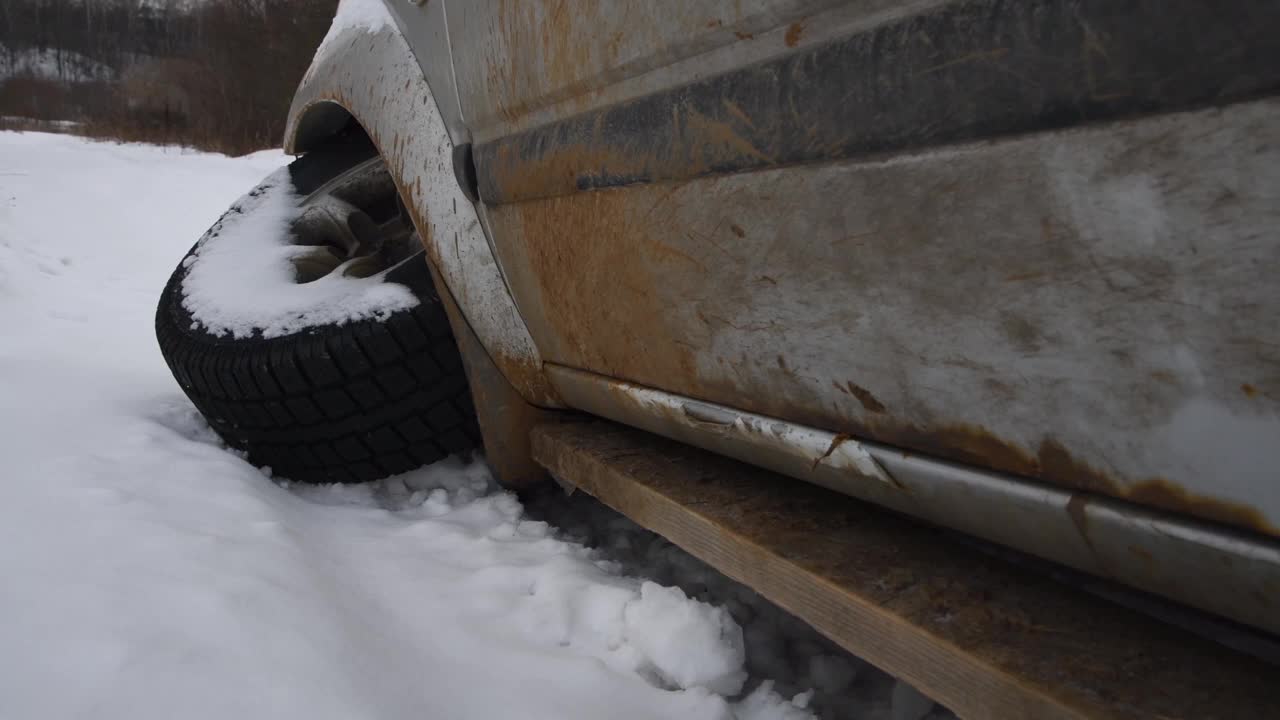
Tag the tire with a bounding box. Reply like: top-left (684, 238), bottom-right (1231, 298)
top-left (155, 144), bottom-right (481, 483)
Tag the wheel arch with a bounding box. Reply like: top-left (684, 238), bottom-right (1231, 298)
top-left (287, 100), bottom-right (355, 155)
top-left (283, 19), bottom-right (561, 486)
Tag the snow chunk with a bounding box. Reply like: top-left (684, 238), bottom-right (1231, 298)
top-left (179, 167), bottom-right (416, 338)
top-left (735, 682), bottom-right (818, 720)
top-left (317, 0), bottom-right (394, 55)
top-left (625, 582), bottom-right (748, 695)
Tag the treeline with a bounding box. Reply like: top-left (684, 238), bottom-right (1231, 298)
top-left (0, 0), bottom-right (338, 154)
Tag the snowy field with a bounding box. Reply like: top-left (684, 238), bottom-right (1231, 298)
top-left (0, 132), bottom-right (942, 720)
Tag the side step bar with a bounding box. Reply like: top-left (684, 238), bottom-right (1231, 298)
top-left (531, 419), bottom-right (1280, 720)
top-left (545, 364), bottom-right (1280, 637)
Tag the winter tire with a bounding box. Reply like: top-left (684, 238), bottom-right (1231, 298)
top-left (155, 141), bottom-right (480, 483)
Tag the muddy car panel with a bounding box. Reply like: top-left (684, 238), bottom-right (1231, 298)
top-left (445, 0), bottom-right (1280, 535)
top-left (299, 0), bottom-right (1280, 632)
top-left (484, 99), bottom-right (1280, 536)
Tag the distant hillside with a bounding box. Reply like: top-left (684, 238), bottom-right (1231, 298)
top-left (0, 45), bottom-right (115, 83)
top-left (0, 0), bottom-right (337, 154)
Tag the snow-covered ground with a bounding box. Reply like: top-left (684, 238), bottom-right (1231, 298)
top-left (0, 131), bottom-right (944, 720)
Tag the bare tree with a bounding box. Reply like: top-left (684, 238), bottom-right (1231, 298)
top-left (0, 0), bottom-right (337, 153)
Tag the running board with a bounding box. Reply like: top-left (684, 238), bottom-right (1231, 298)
top-left (531, 419), bottom-right (1279, 719)
top-left (544, 364), bottom-right (1280, 637)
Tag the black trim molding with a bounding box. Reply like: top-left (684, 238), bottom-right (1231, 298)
top-left (475, 0), bottom-right (1280, 204)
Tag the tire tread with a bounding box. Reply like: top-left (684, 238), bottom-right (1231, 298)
top-left (154, 147), bottom-right (480, 484)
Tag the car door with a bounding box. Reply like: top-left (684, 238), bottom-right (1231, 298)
top-left (447, 0), bottom-right (1280, 538)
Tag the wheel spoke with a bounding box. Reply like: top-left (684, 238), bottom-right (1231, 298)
top-left (287, 156), bottom-right (415, 283)
top-left (291, 246), bottom-right (344, 284)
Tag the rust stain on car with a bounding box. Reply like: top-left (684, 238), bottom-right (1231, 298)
top-left (785, 22), bottom-right (804, 48)
top-left (845, 382), bottom-right (887, 414)
top-left (476, 137), bottom-right (1277, 541)
top-left (489, 1), bottom-right (747, 126)
top-left (1123, 479), bottom-right (1276, 536)
top-left (486, 185), bottom-right (702, 386)
top-left (1127, 544), bottom-right (1154, 564)
top-left (1064, 491), bottom-right (1105, 561)
top-left (811, 432), bottom-right (853, 470)
top-left (723, 406), bottom-right (1277, 539)
top-left (486, 138), bottom-right (654, 203)
top-left (490, 182), bottom-right (1278, 538)
top-left (862, 422), bottom-right (1280, 537)
top-left (491, 0), bottom-right (600, 123)
top-left (478, 83), bottom-right (780, 202)
top-left (685, 107), bottom-right (777, 165)
top-left (860, 422), bottom-right (1043, 480)
top-left (645, 239), bottom-right (707, 271)
top-left (1064, 493), bottom-right (1094, 550)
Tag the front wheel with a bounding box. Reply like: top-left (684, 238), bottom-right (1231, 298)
top-left (155, 140), bottom-right (481, 483)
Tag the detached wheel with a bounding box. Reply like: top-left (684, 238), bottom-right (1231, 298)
top-left (155, 140), bottom-right (480, 483)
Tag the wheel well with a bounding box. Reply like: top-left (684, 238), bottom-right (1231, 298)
top-left (289, 101), bottom-right (362, 155)
top-left (288, 113), bottom-right (556, 488)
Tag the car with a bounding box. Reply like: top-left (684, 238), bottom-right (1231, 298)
top-left (156, 0), bottom-right (1280, 640)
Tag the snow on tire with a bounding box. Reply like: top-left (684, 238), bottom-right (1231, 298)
top-left (155, 141), bottom-right (480, 483)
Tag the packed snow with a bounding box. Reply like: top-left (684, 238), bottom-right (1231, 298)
top-left (522, 491), bottom-right (951, 720)
top-left (179, 166), bottom-right (417, 338)
top-left (0, 131), bottom-right (950, 719)
top-left (316, 0), bottom-right (394, 56)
